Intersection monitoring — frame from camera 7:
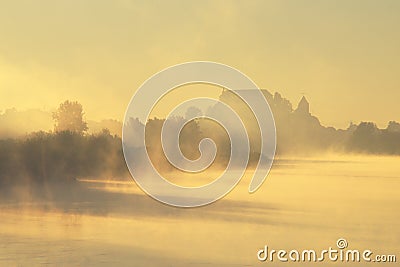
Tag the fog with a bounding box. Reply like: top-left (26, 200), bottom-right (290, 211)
top-left (0, 155), bottom-right (399, 266)
top-left (1, 92), bottom-right (399, 265)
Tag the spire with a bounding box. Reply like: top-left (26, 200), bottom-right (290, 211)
top-left (296, 96), bottom-right (310, 114)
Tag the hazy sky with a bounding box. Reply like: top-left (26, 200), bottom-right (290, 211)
top-left (0, 0), bottom-right (399, 128)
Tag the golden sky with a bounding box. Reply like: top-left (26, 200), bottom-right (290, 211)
top-left (0, 0), bottom-right (399, 129)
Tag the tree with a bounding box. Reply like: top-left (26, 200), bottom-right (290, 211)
top-left (53, 100), bottom-right (88, 134)
top-left (387, 121), bottom-right (400, 133)
top-left (185, 106), bottom-right (202, 120)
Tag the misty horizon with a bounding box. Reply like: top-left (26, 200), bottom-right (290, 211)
top-left (1, 1), bottom-right (399, 266)
top-left (1, 88), bottom-right (399, 138)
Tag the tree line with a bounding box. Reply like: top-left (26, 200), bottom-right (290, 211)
top-left (1, 97), bottom-right (400, 187)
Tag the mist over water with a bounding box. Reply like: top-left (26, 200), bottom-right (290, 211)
top-left (1, 1), bottom-right (400, 265)
top-left (1, 155), bottom-right (399, 266)
top-left (1, 91), bottom-right (399, 266)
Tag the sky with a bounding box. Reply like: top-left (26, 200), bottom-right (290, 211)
top-left (0, 0), bottom-right (399, 129)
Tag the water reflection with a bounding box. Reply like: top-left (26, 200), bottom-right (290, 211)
top-left (0, 156), bottom-right (399, 266)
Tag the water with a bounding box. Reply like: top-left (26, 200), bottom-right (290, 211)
top-left (0, 155), bottom-right (399, 266)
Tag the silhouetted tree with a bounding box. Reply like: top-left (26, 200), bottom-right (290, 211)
top-left (53, 100), bottom-right (88, 134)
top-left (185, 106), bottom-right (202, 120)
top-left (387, 121), bottom-right (400, 133)
top-left (347, 122), bottom-right (380, 153)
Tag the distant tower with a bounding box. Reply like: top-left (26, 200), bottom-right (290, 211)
top-left (295, 96), bottom-right (310, 115)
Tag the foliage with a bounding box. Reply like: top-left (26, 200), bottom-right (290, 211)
top-left (53, 100), bottom-right (88, 134)
top-left (0, 130), bottom-right (127, 186)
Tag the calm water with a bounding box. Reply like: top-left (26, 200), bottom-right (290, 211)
top-left (0, 155), bottom-right (399, 266)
